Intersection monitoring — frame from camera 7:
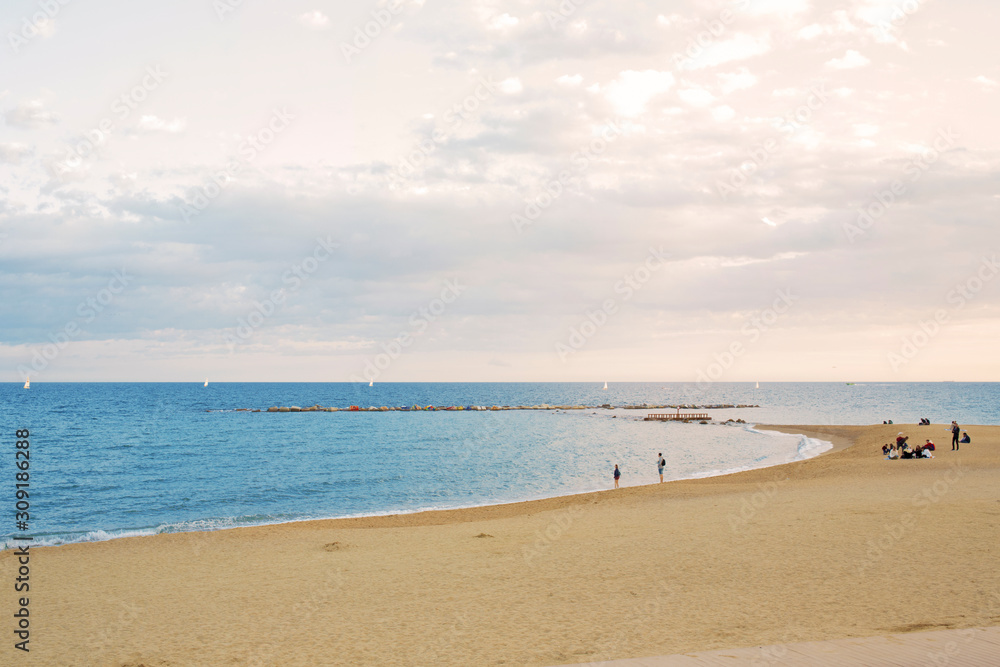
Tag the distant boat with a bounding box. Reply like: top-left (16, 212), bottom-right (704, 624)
top-left (846, 382), bottom-right (855, 385)
top-left (23, 376), bottom-right (29, 389)
top-left (369, 379), bottom-right (374, 387)
top-left (204, 378), bottom-right (209, 387)
top-left (755, 381), bottom-right (759, 389)
top-left (602, 381), bottom-right (608, 390)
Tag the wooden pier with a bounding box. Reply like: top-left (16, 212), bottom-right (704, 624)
top-left (644, 412), bottom-right (709, 421)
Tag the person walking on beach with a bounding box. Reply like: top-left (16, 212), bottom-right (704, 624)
top-left (657, 453), bottom-right (665, 483)
top-left (613, 464), bottom-right (621, 488)
top-left (951, 421), bottom-right (961, 450)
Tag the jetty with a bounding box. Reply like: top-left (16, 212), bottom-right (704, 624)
top-left (219, 403), bottom-right (759, 414)
top-left (643, 412), bottom-right (710, 422)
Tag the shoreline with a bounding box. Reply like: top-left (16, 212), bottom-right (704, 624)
top-left (4, 423), bottom-right (998, 665)
top-left (10, 422), bottom-right (834, 549)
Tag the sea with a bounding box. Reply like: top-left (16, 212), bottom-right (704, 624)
top-left (2, 382), bottom-right (997, 549)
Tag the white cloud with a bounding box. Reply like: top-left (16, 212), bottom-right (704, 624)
top-left (298, 11), bottom-right (329, 29)
top-left (498, 78), bottom-right (523, 94)
top-left (853, 123), bottom-right (879, 137)
top-left (3, 100), bottom-right (58, 128)
top-left (488, 13), bottom-right (519, 31)
top-left (797, 11), bottom-right (858, 40)
top-left (711, 106), bottom-right (736, 122)
top-left (682, 34), bottom-right (771, 70)
top-left (137, 115), bottom-right (186, 133)
top-left (717, 68), bottom-right (758, 94)
top-left (556, 74), bottom-right (583, 86)
top-left (678, 88), bottom-right (716, 107)
top-left (656, 14), bottom-right (682, 27)
top-left (744, 0), bottom-right (811, 17)
top-left (604, 70), bottom-right (675, 117)
top-left (797, 23), bottom-right (826, 40)
top-left (826, 49), bottom-right (870, 69)
top-left (0, 142), bottom-right (32, 164)
top-left (974, 76), bottom-right (998, 90)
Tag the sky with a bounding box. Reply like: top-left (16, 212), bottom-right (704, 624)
top-left (1, 0), bottom-right (998, 382)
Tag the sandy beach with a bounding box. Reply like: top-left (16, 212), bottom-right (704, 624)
top-left (4, 423), bottom-right (999, 666)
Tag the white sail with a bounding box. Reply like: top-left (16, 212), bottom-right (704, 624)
top-left (204, 378), bottom-right (209, 387)
top-left (369, 379), bottom-right (374, 387)
top-left (755, 381), bottom-right (759, 389)
top-left (602, 381), bottom-right (608, 390)
top-left (23, 376), bottom-right (30, 389)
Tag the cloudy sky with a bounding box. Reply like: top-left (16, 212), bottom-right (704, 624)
top-left (1, 0), bottom-right (998, 382)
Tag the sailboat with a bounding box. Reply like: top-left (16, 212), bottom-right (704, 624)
top-left (23, 376), bottom-right (30, 389)
top-left (755, 381), bottom-right (759, 389)
top-left (602, 381), bottom-right (608, 390)
top-left (369, 379), bottom-right (374, 387)
top-left (204, 378), bottom-right (209, 387)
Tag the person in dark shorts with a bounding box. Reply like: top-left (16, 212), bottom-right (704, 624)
top-left (657, 453), bottom-right (665, 482)
top-left (613, 464), bottom-right (621, 488)
top-left (951, 421), bottom-right (961, 450)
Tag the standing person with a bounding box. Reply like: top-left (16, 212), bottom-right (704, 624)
top-left (951, 421), bottom-right (961, 450)
top-left (657, 453), bottom-right (665, 483)
top-left (613, 464), bottom-right (621, 488)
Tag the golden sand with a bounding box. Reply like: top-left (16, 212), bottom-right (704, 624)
top-left (3, 424), bottom-right (999, 666)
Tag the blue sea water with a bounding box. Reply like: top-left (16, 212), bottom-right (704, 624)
top-left (1, 382), bottom-right (997, 548)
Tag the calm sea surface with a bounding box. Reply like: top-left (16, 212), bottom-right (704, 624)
top-left (2, 382), bottom-right (997, 547)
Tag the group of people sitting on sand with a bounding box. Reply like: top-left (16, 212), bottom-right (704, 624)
top-left (883, 433), bottom-right (936, 459)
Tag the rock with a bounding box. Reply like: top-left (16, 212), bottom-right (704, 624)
top-left (289, 406), bottom-right (302, 412)
top-left (267, 407), bottom-right (279, 412)
top-left (278, 407), bottom-right (290, 412)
